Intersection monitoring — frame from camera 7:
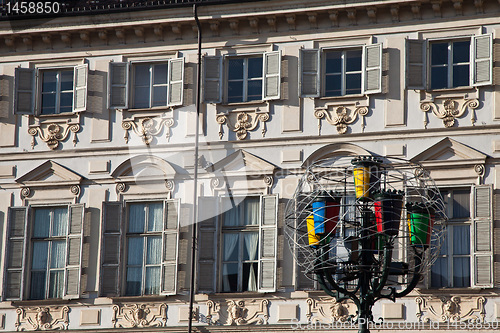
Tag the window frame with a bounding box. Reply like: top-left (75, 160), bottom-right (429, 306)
top-left (428, 38), bottom-right (472, 90)
top-left (225, 55), bottom-right (263, 104)
top-left (130, 61), bottom-right (169, 109)
top-left (322, 47), bottom-right (364, 97)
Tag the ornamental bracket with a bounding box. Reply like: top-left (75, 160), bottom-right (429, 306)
top-left (122, 115), bottom-right (174, 145)
top-left (28, 123), bottom-right (80, 150)
top-left (216, 108), bottom-right (269, 140)
top-left (314, 105), bottom-right (368, 135)
top-left (420, 98), bottom-right (479, 128)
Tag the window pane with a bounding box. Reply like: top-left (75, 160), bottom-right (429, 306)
top-left (153, 64), bottom-right (168, 85)
top-left (152, 86), bottom-right (168, 107)
top-left (325, 74), bottom-right (341, 96)
top-left (34, 209), bottom-right (51, 238)
top-left (247, 57), bottom-right (263, 79)
top-left (325, 51), bottom-right (342, 74)
top-left (242, 262), bottom-right (258, 291)
top-left (133, 87), bottom-right (150, 108)
top-left (60, 70), bottom-right (74, 91)
top-left (244, 198), bottom-right (259, 225)
top-left (243, 232), bottom-right (258, 260)
top-left (431, 257), bottom-right (449, 287)
top-left (42, 72), bottom-right (57, 92)
top-left (223, 199), bottom-right (241, 226)
top-left (52, 208), bottom-right (68, 236)
top-left (48, 270), bottom-right (64, 298)
top-left (145, 266), bottom-right (160, 295)
top-left (223, 233), bottom-right (239, 261)
top-left (127, 237), bottom-right (144, 265)
top-left (129, 204), bottom-right (146, 233)
top-left (452, 190), bottom-right (470, 218)
top-left (126, 267), bottom-right (142, 296)
top-left (345, 73), bottom-right (361, 95)
top-left (452, 41), bottom-right (470, 64)
top-left (41, 93), bottom-right (56, 115)
top-left (32, 241), bottom-right (49, 270)
top-left (146, 236), bottom-right (161, 265)
top-left (59, 92), bottom-right (73, 113)
top-left (228, 59), bottom-right (244, 80)
top-left (30, 271), bottom-right (46, 300)
top-left (452, 64), bottom-right (469, 88)
top-left (135, 65), bottom-right (151, 86)
top-left (222, 263), bottom-right (238, 292)
top-left (345, 50), bottom-right (362, 72)
top-left (453, 257), bottom-right (470, 287)
top-left (227, 81), bottom-right (243, 103)
top-left (50, 241), bottom-right (66, 269)
top-left (431, 67), bottom-right (447, 90)
top-left (431, 43), bottom-right (448, 65)
top-left (148, 203), bottom-right (163, 232)
top-left (453, 225), bottom-right (470, 255)
top-left (247, 79), bottom-right (262, 101)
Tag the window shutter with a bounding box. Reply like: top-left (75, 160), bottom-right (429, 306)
top-left (63, 204), bottom-right (84, 299)
top-left (263, 51), bottom-right (281, 100)
top-left (258, 194), bottom-right (278, 292)
top-left (108, 62), bottom-right (129, 109)
top-left (472, 184), bottom-right (493, 288)
top-left (73, 64), bottom-right (88, 112)
top-left (168, 58), bottom-right (184, 107)
top-left (197, 197), bottom-right (218, 293)
top-left (0, 75), bottom-right (11, 118)
top-left (161, 199), bottom-right (179, 295)
top-left (14, 68), bottom-right (35, 115)
top-left (203, 56), bottom-right (222, 104)
top-left (100, 202), bottom-right (123, 296)
top-left (472, 34), bottom-right (493, 86)
top-left (406, 39), bottom-right (426, 89)
top-left (300, 49), bottom-right (320, 97)
top-left (363, 43), bottom-right (382, 94)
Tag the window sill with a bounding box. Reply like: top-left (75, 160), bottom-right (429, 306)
top-left (12, 298), bottom-right (71, 306)
top-left (125, 106), bottom-right (173, 112)
top-left (416, 287), bottom-right (484, 294)
top-left (224, 100), bottom-right (267, 107)
top-left (33, 112), bottom-right (80, 125)
top-left (318, 94), bottom-right (365, 101)
top-left (110, 295), bottom-right (168, 303)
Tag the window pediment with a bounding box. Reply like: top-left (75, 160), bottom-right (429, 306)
top-left (16, 160), bottom-right (83, 188)
top-left (207, 149), bottom-right (276, 178)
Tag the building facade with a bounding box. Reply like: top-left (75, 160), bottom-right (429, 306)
top-left (0, 0), bottom-right (499, 331)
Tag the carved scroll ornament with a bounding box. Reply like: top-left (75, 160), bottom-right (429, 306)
top-left (122, 116), bottom-right (174, 145)
top-left (306, 297), bottom-right (353, 324)
top-left (112, 303), bottom-right (167, 328)
top-left (314, 106), bottom-right (368, 135)
top-left (223, 299), bottom-right (269, 325)
top-left (28, 123), bottom-right (80, 150)
top-left (16, 306), bottom-right (69, 331)
top-left (415, 296), bottom-right (486, 323)
top-left (216, 109), bottom-right (269, 140)
top-left (420, 99), bottom-right (479, 128)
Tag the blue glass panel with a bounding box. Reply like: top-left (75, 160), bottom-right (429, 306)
top-left (50, 241), bottom-right (66, 269)
top-left (453, 257), bottom-right (470, 287)
top-left (129, 204), bottom-right (146, 233)
top-left (247, 80), bottom-right (262, 101)
top-left (134, 65), bottom-right (150, 86)
top-left (431, 43), bottom-right (448, 65)
top-left (41, 93), bottom-right (56, 115)
top-left (222, 263), bottom-right (238, 292)
top-left (33, 209), bottom-right (50, 238)
top-left (227, 81), bottom-right (243, 103)
top-left (452, 41), bottom-right (470, 64)
top-left (126, 267), bottom-right (142, 296)
top-left (147, 203), bottom-right (163, 232)
top-left (146, 236), bottom-right (161, 265)
top-left (452, 190), bottom-right (470, 218)
top-left (133, 87), bottom-right (150, 108)
top-left (59, 92), bottom-right (73, 113)
top-left (325, 74), bottom-right (341, 96)
top-left (431, 257), bottom-right (449, 287)
top-left (145, 266), bottom-right (160, 295)
top-left (431, 67), bottom-right (448, 89)
top-left (452, 64), bottom-right (469, 88)
top-left (346, 50), bottom-right (362, 72)
top-left (42, 72), bottom-right (57, 92)
top-left (153, 86), bottom-right (167, 107)
top-left (453, 225), bottom-right (470, 255)
top-left (32, 241), bottom-right (49, 269)
top-left (153, 64), bottom-right (168, 85)
top-left (30, 271), bottom-right (46, 300)
top-left (127, 237), bottom-right (144, 265)
top-left (345, 73), bottom-right (361, 95)
top-left (247, 57), bottom-right (263, 79)
top-left (223, 233), bottom-right (239, 261)
top-left (48, 270), bottom-right (64, 298)
top-left (325, 51), bottom-right (342, 74)
top-left (228, 59), bottom-right (244, 80)
top-left (60, 70), bottom-right (74, 91)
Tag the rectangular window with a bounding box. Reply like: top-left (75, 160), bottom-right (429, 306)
top-left (227, 57), bottom-right (263, 103)
top-left (132, 63), bottom-right (168, 109)
top-left (430, 40), bottom-right (470, 90)
top-left (40, 70), bottom-right (74, 114)
top-left (324, 49), bottom-right (362, 97)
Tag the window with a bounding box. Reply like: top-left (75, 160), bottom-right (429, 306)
top-left (406, 34), bottom-right (493, 90)
top-left (108, 58), bottom-right (184, 110)
top-left (14, 65), bottom-right (88, 115)
top-left (3, 204), bottom-right (84, 301)
top-left (300, 44), bottom-right (382, 97)
top-left (197, 195), bottom-right (278, 293)
top-left (100, 200), bottom-right (179, 297)
top-left (430, 185), bottom-right (493, 289)
top-left (203, 51), bottom-right (281, 104)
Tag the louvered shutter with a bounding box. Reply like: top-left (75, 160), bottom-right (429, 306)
top-left (406, 39), bottom-right (426, 89)
top-left (108, 62), bottom-right (129, 109)
top-left (471, 184), bottom-right (493, 288)
top-left (197, 197), bottom-right (218, 293)
top-left (3, 207), bottom-right (29, 300)
top-left (258, 194), bottom-right (278, 292)
top-left (161, 199), bottom-right (179, 295)
top-left (73, 64), bottom-right (88, 112)
top-left (363, 43), bottom-right (382, 94)
top-left (263, 51), bottom-right (281, 100)
top-left (472, 34), bottom-right (493, 86)
top-left (100, 202), bottom-right (123, 296)
top-left (0, 75), bottom-right (11, 118)
top-left (14, 68), bottom-right (35, 115)
top-left (168, 58), bottom-right (184, 107)
top-left (63, 204), bottom-right (84, 299)
top-left (203, 56), bottom-right (222, 103)
top-left (300, 49), bottom-right (320, 97)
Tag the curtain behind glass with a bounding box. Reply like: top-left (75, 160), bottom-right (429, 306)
top-left (244, 198), bottom-right (259, 225)
top-left (126, 237), bottom-right (143, 296)
top-left (30, 241), bottom-right (48, 299)
top-left (129, 204), bottom-right (146, 233)
top-left (453, 225), bottom-right (470, 287)
top-left (33, 208), bottom-right (50, 238)
top-left (145, 236), bottom-right (161, 294)
top-left (52, 208), bottom-right (68, 236)
top-left (244, 232), bottom-right (258, 291)
top-left (148, 203), bottom-right (163, 232)
top-left (223, 199), bottom-right (240, 226)
top-left (223, 233), bottom-right (239, 291)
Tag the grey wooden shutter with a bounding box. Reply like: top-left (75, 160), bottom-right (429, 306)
top-left (108, 62), bottom-right (129, 109)
top-left (0, 75), bottom-right (11, 118)
top-left (14, 68), bottom-right (35, 115)
top-left (363, 43), bottom-right (382, 94)
top-left (161, 199), bottom-right (179, 295)
top-left (258, 194), bottom-right (278, 292)
top-left (3, 207), bottom-right (29, 300)
top-left (406, 39), bottom-right (426, 89)
top-left (203, 56), bottom-right (222, 103)
top-left (100, 202), bottom-right (123, 296)
top-left (73, 64), bottom-right (88, 112)
top-left (300, 49), bottom-right (320, 97)
top-left (263, 51), bottom-right (281, 100)
top-left (472, 184), bottom-right (494, 288)
top-left (197, 197), bottom-right (218, 293)
top-left (64, 204), bottom-right (84, 299)
top-left (472, 34), bottom-right (493, 86)
top-left (168, 58), bottom-right (184, 107)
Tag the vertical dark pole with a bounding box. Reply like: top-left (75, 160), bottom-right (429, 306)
top-left (359, 204), bottom-right (371, 333)
top-left (188, 4), bottom-right (202, 333)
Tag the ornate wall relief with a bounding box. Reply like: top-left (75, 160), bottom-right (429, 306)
top-left (199, 300), bottom-right (221, 325)
top-left (216, 109), bottom-right (269, 140)
top-left (122, 116), bottom-right (174, 145)
top-left (15, 306), bottom-right (69, 331)
top-left (415, 296), bottom-right (486, 323)
top-left (222, 299), bottom-right (269, 325)
top-left (112, 303), bottom-right (167, 328)
top-left (420, 99), bottom-right (479, 128)
top-left (28, 123), bottom-right (80, 150)
top-left (314, 105), bottom-right (368, 135)
top-left (306, 297), bottom-right (354, 323)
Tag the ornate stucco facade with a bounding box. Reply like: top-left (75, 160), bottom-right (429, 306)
top-left (0, 0), bottom-right (500, 331)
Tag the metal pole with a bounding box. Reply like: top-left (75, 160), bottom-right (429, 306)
top-left (188, 4), bottom-right (202, 333)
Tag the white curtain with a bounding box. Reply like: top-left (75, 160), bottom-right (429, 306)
top-left (244, 232), bottom-right (259, 291)
top-left (222, 233), bottom-right (239, 291)
top-left (129, 204), bottom-right (146, 233)
top-left (223, 199), bottom-right (240, 226)
top-left (52, 208), bottom-right (68, 236)
top-left (244, 198), bottom-right (259, 225)
top-left (148, 203), bottom-right (163, 232)
top-left (33, 208), bottom-right (50, 238)
top-left (452, 225), bottom-right (470, 287)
